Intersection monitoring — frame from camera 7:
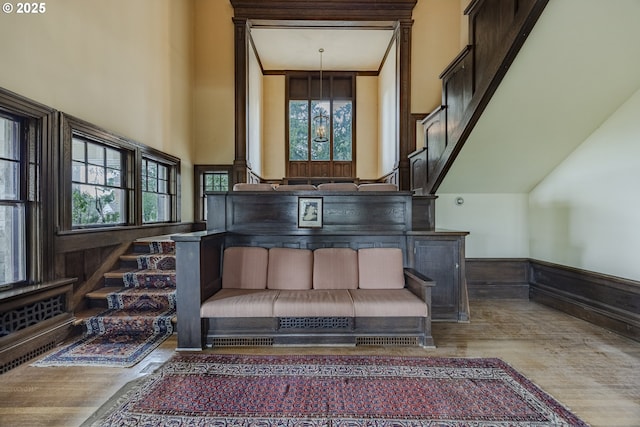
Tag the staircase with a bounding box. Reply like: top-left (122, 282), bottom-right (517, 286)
top-left (77, 237), bottom-right (177, 344)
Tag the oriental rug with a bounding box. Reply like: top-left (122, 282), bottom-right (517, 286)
top-left (81, 354), bottom-right (588, 426)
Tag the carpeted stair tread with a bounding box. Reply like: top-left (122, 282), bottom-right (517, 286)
top-left (103, 268), bottom-right (139, 278)
top-left (107, 287), bottom-right (176, 311)
top-left (121, 270), bottom-right (176, 289)
top-left (86, 286), bottom-right (124, 300)
top-left (118, 253), bottom-right (176, 270)
top-left (86, 308), bottom-right (175, 336)
top-left (73, 308), bottom-right (108, 326)
top-left (92, 308), bottom-right (174, 318)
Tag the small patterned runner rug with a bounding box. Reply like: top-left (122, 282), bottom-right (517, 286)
top-left (81, 354), bottom-right (588, 426)
top-left (31, 325), bottom-right (172, 368)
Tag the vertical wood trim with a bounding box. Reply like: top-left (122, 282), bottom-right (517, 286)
top-left (233, 18), bottom-right (249, 185)
top-left (397, 20), bottom-right (413, 191)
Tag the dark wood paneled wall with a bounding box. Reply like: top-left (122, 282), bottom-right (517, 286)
top-left (467, 258), bottom-right (640, 343)
top-left (410, 0), bottom-right (549, 194)
top-left (207, 191), bottom-right (437, 233)
top-left (530, 260), bottom-right (640, 342)
top-left (466, 258), bottom-right (530, 299)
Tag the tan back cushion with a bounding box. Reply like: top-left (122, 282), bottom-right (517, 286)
top-left (313, 248), bottom-right (359, 289)
top-left (267, 248), bottom-right (313, 290)
top-left (317, 182), bottom-right (358, 191)
top-left (222, 247), bottom-right (269, 289)
top-left (357, 248), bottom-right (405, 289)
top-left (232, 183), bottom-right (275, 191)
top-left (357, 183), bottom-right (398, 191)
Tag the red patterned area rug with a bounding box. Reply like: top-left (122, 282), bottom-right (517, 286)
top-left (81, 354), bottom-right (588, 426)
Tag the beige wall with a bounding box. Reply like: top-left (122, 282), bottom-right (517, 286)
top-left (247, 45), bottom-right (263, 176)
top-left (262, 76), bottom-right (286, 179)
top-left (0, 0), bottom-right (195, 221)
top-left (411, 0), bottom-right (465, 114)
top-left (193, 0), bottom-right (235, 165)
top-left (437, 194), bottom-right (530, 258)
top-left (378, 39), bottom-right (398, 176)
top-left (529, 88), bottom-right (640, 281)
top-left (355, 76), bottom-right (379, 179)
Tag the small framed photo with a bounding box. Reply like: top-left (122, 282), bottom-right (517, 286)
top-left (298, 197), bottom-right (323, 228)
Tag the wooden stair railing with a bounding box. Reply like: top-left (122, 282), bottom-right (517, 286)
top-left (410, 0), bottom-right (549, 195)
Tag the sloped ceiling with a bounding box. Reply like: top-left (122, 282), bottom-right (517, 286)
top-left (438, 0), bottom-right (640, 194)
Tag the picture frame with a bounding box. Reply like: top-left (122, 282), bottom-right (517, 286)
top-left (298, 197), bottom-right (323, 228)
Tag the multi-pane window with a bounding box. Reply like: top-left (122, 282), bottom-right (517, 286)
top-left (204, 171), bottom-right (229, 192)
top-left (142, 158), bottom-right (171, 223)
top-left (287, 73), bottom-right (355, 178)
top-left (197, 168), bottom-right (230, 221)
top-left (0, 115), bottom-right (25, 287)
top-left (71, 137), bottom-right (125, 227)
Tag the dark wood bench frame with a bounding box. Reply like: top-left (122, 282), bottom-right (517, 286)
top-left (173, 231), bottom-right (435, 349)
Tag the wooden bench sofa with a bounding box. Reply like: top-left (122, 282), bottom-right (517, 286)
top-left (175, 241), bottom-right (435, 349)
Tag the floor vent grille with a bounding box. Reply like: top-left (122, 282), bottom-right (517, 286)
top-left (0, 341), bottom-right (56, 374)
top-left (211, 337), bottom-right (274, 347)
top-left (356, 336), bottom-right (419, 346)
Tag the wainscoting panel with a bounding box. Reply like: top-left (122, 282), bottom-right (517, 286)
top-left (529, 260), bottom-right (640, 342)
top-left (466, 259), bottom-right (530, 299)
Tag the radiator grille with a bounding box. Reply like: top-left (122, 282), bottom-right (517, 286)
top-left (211, 337), bottom-right (274, 347)
top-left (279, 317), bottom-right (352, 330)
top-left (0, 341), bottom-right (56, 374)
top-left (1, 295), bottom-right (65, 337)
top-left (356, 336), bottom-right (419, 346)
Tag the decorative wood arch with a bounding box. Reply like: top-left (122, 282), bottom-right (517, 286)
top-left (229, 0), bottom-right (417, 189)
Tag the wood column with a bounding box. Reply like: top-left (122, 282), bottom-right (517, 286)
top-left (398, 19), bottom-right (413, 191)
top-left (233, 17), bottom-right (248, 185)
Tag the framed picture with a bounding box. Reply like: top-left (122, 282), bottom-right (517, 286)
top-left (298, 197), bottom-right (323, 228)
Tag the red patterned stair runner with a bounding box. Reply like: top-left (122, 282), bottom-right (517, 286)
top-left (85, 240), bottom-right (176, 339)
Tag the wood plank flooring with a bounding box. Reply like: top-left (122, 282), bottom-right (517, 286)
top-left (0, 299), bottom-right (638, 427)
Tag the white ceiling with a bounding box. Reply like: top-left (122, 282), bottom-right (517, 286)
top-left (250, 25), bottom-right (395, 72)
top-left (438, 0), bottom-right (640, 194)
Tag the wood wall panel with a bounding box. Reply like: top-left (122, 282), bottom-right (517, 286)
top-left (466, 258), bottom-right (529, 299)
top-left (529, 260), bottom-right (640, 342)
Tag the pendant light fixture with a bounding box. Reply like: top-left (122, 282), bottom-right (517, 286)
top-left (313, 48), bottom-right (329, 143)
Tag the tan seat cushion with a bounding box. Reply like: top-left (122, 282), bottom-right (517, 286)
top-left (201, 289), bottom-right (279, 317)
top-left (313, 248), bottom-right (359, 289)
top-left (357, 248), bottom-right (405, 289)
top-left (267, 248), bottom-right (313, 290)
top-left (222, 246), bottom-right (269, 289)
top-left (274, 290), bottom-right (354, 317)
top-left (349, 289), bottom-right (427, 317)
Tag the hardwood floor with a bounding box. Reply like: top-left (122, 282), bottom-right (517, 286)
top-left (0, 299), bottom-right (638, 426)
